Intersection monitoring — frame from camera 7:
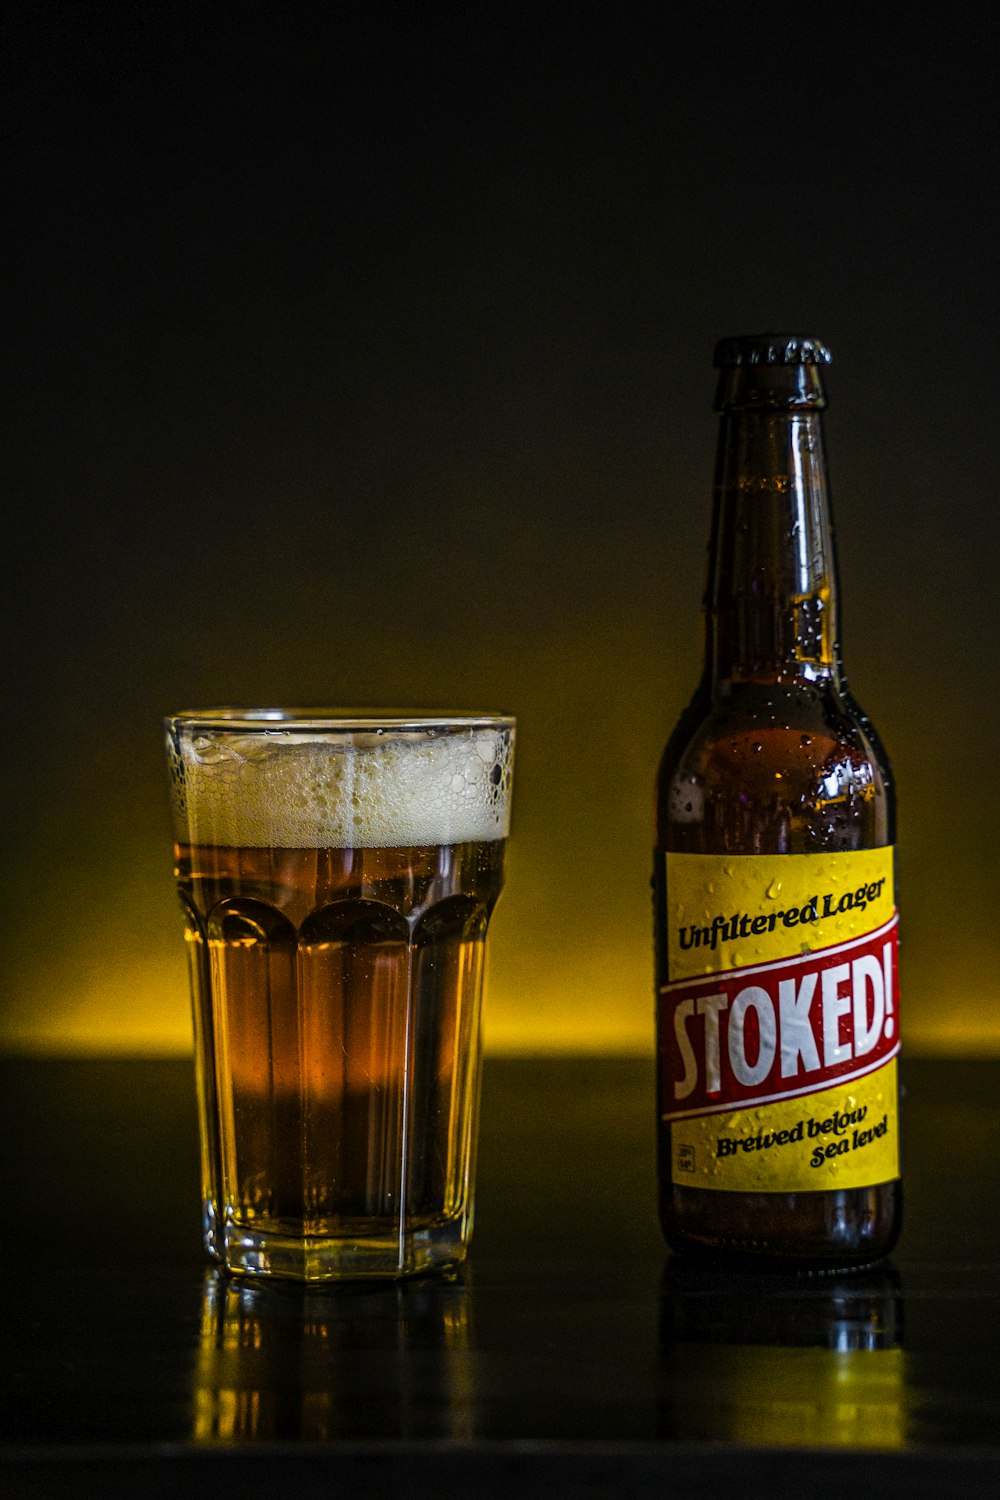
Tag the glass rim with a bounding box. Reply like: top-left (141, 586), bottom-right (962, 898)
top-left (164, 707), bottom-right (515, 734)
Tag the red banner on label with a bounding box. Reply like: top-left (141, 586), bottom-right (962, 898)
top-left (660, 915), bottom-right (899, 1120)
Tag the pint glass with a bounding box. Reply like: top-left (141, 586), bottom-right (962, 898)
top-left (164, 710), bottom-right (515, 1281)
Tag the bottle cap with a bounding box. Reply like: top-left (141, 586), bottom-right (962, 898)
top-left (714, 335), bottom-right (832, 368)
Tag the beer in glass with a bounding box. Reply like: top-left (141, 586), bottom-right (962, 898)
top-left (165, 709), bottom-right (515, 1281)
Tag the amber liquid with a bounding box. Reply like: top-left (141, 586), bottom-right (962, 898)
top-left (655, 679), bottom-right (902, 1266)
top-left (176, 838), bottom-right (504, 1279)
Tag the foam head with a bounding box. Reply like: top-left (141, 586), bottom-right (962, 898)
top-left (168, 723), bottom-right (514, 849)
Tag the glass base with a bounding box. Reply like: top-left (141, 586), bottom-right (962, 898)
top-left (207, 1203), bottom-right (469, 1282)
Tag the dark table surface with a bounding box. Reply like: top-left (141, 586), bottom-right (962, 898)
top-left (1, 1055), bottom-right (998, 1498)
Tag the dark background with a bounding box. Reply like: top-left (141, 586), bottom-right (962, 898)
top-left (4, 3), bottom-right (997, 1054)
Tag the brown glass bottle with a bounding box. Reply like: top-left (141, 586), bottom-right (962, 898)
top-left (654, 335), bottom-right (902, 1268)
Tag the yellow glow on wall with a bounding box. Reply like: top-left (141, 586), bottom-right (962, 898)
top-left (3, 891), bottom-right (995, 1058)
top-left (2, 627), bottom-right (996, 1059)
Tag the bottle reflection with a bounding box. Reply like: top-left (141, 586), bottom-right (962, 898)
top-left (193, 1269), bottom-right (474, 1443)
top-left (659, 1260), bottom-right (907, 1446)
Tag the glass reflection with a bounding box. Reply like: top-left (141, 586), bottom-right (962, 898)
top-left (659, 1260), bottom-right (907, 1447)
top-left (193, 1269), bottom-right (474, 1443)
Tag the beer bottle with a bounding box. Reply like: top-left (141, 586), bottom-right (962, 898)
top-left (654, 334), bottom-right (901, 1266)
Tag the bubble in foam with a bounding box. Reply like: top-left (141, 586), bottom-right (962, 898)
top-left (171, 727), bottom-right (513, 849)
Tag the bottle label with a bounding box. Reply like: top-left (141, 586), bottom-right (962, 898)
top-left (659, 849), bottom-right (899, 1192)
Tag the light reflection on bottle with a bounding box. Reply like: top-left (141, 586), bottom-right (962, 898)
top-left (193, 1268), bottom-right (474, 1443)
top-left (658, 1260), bottom-right (908, 1446)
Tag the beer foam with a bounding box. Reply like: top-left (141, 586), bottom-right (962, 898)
top-left (170, 728), bottom-right (513, 848)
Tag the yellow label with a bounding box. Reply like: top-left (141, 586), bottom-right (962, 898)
top-left (670, 1060), bottom-right (899, 1191)
top-left (661, 849), bottom-right (900, 1192)
top-left (668, 848), bottom-right (895, 980)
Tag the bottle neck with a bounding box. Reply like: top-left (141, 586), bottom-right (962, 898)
top-left (706, 392), bottom-right (843, 689)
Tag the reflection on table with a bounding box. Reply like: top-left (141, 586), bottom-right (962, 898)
top-left (659, 1261), bottom-right (906, 1446)
top-left (193, 1268), bottom-right (476, 1444)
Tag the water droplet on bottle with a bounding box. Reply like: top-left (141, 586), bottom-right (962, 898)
top-left (752, 742), bottom-right (762, 754)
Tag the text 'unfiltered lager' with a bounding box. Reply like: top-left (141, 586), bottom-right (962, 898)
top-left (165, 710), bottom-right (515, 1281)
top-left (654, 336), bottom-right (901, 1267)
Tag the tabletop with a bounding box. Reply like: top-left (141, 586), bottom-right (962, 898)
top-left (1, 1055), bottom-right (998, 1497)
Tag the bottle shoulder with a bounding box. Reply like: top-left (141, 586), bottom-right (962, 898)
top-left (656, 678), bottom-right (895, 854)
top-left (659, 678), bottom-right (890, 767)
